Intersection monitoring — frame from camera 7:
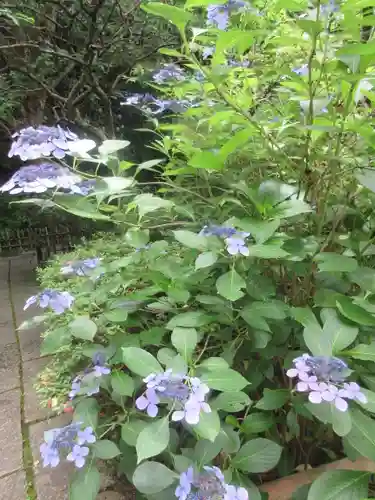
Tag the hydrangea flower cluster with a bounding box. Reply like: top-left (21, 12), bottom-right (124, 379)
top-left (8, 125), bottom-right (81, 161)
top-left (40, 422), bottom-right (96, 469)
top-left (206, 0), bottom-right (247, 30)
top-left (24, 289), bottom-right (74, 314)
top-left (287, 354), bottom-right (367, 412)
top-left (61, 257), bottom-right (100, 277)
top-left (175, 466), bottom-right (248, 500)
top-left (292, 64), bottom-right (308, 76)
top-left (136, 370), bottom-right (211, 425)
top-left (0, 163), bottom-right (82, 195)
top-left (122, 92), bottom-right (194, 115)
top-left (152, 63), bottom-right (185, 84)
top-left (199, 225), bottom-right (250, 256)
top-left (69, 353), bottom-right (111, 399)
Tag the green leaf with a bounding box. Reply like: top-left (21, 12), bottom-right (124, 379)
top-left (255, 389), bottom-right (289, 410)
top-left (344, 408), bottom-right (375, 461)
top-left (171, 327), bottom-right (198, 360)
top-left (69, 316), bottom-right (97, 341)
top-left (121, 420), bottom-right (148, 446)
top-left (133, 194), bottom-right (173, 218)
top-left (185, 0), bottom-right (226, 6)
top-left (166, 311), bottom-right (210, 329)
top-left (345, 343), bottom-right (375, 362)
top-left (199, 357), bottom-right (229, 371)
top-left (193, 410), bottom-right (220, 442)
top-left (122, 347), bottom-right (163, 376)
top-left (173, 230), bottom-right (208, 250)
top-left (136, 417), bottom-right (170, 463)
top-left (212, 391), bottom-right (252, 412)
top-left (133, 461), bottom-right (178, 495)
top-left (241, 306), bottom-right (270, 332)
top-left (73, 398), bottom-right (99, 428)
top-left (292, 307), bottom-right (319, 328)
top-left (125, 228), bottom-right (150, 248)
top-left (141, 3), bottom-right (192, 28)
top-left (307, 470), bottom-right (370, 500)
top-left (314, 253), bottom-right (358, 273)
top-left (331, 405), bottom-right (352, 437)
top-left (189, 151), bottom-right (224, 170)
top-left (238, 218), bottom-right (281, 244)
top-left (111, 371), bottom-right (134, 396)
top-left (18, 314), bottom-right (47, 331)
top-left (232, 438), bottom-right (282, 473)
top-left (98, 139), bottom-right (130, 155)
top-left (336, 297), bottom-right (375, 326)
top-left (193, 435), bottom-right (225, 465)
top-left (200, 369), bottom-right (249, 391)
top-left (70, 465), bottom-right (101, 500)
top-left (104, 309), bottom-right (129, 323)
top-left (195, 252), bottom-right (218, 270)
top-left (242, 413), bottom-right (275, 434)
top-left (247, 244), bottom-right (289, 259)
top-left (303, 323), bottom-right (326, 356)
top-left (40, 327), bottom-right (72, 355)
top-left (357, 388), bottom-right (375, 413)
top-left (92, 439), bottom-right (121, 459)
top-left (140, 327), bottom-right (166, 346)
top-left (320, 309), bottom-right (358, 354)
top-left (216, 269), bottom-right (246, 301)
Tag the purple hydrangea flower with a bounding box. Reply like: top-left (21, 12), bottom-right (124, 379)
top-left (66, 445), bottom-right (89, 468)
top-left (292, 64), bottom-right (309, 76)
top-left (8, 125), bottom-right (80, 161)
top-left (61, 257), bottom-right (100, 277)
top-left (0, 163), bottom-right (82, 195)
top-left (40, 422), bottom-right (83, 468)
top-left (287, 353), bottom-right (367, 412)
top-left (69, 377), bottom-right (82, 399)
top-left (77, 427), bottom-right (96, 445)
top-left (93, 365), bottom-right (111, 376)
top-left (135, 388), bottom-right (160, 417)
top-left (202, 46), bottom-right (215, 59)
top-left (24, 289), bottom-right (74, 314)
top-left (175, 466), bottom-right (194, 499)
top-left (206, 0), bottom-right (246, 30)
top-left (152, 64), bottom-right (185, 84)
top-left (225, 485), bottom-right (249, 500)
top-left (225, 232), bottom-right (250, 256)
top-left (138, 370), bottom-right (211, 424)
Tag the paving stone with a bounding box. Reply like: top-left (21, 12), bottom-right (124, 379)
top-left (0, 389), bottom-right (22, 476)
top-left (18, 326), bottom-right (43, 362)
top-left (23, 357), bottom-right (53, 423)
top-left (0, 470), bottom-right (26, 500)
top-left (0, 343), bottom-right (20, 393)
top-left (0, 324), bottom-right (16, 347)
top-left (97, 492), bottom-right (134, 500)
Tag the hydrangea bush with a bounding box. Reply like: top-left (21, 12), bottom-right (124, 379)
top-left (8, 0), bottom-right (375, 499)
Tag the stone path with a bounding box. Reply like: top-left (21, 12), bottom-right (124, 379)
top-left (0, 254), bottom-right (125, 500)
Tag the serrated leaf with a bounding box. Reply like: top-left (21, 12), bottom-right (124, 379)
top-left (344, 408), bottom-right (375, 461)
top-left (173, 230), bottom-right (208, 250)
top-left (336, 297), bottom-right (375, 326)
top-left (232, 438), bottom-right (282, 473)
top-left (200, 369), bottom-right (249, 391)
top-left (111, 371), bottom-right (134, 396)
top-left (212, 391), bottom-right (252, 412)
top-left (171, 327), bottom-right (198, 360)
top-left (307, 470), bottom-right (369, 500)
top-left (314, 253), bottom-right (358, 272)
top-left (70, 465), bottom-right (100, 500)
top-left (92, 439), bottom-right (121, 459)
top-left (193, 410), bottom-right (220, 442)
top-left (69, 316), bottom-right (97, 340)
top-left (122, 347), bottom-right (162, 376)
top-left (121, 420), bottom-right (148, 446)
top-left (255, 389), bottom-right (289, 410)
top-left (216, 269), bottom-right (246, 301)
top-left (133, 461), bottom-right (178, 495)
top-left (195, 251), bottom-right (218, 270)
top-left (136, 417), bottom-right (170, 463)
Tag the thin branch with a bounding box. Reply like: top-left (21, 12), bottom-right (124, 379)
top-left (0, 43), bottom-right (88, 65)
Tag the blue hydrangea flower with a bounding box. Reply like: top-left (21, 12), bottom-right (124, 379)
top-left (24, 289), bottom-right (74, 314)
top-left (69, 179), bottom-right (96, 196)
top-left (69, 377), bottom-right (82, 399)
top-left (40, 422), bottom-right (93, 469)
top-left (77, 427), bottom-right (96, 445)
top-left (135, 388), bottom-right (160, 417)
top-left (0, 163), bottom-right (82, 195)
top-left (66, 445), bottom-right (89, 468)
top-left (287, 353), bottom-right (367, 412)
top-left (199, 225), bottom-right (237, 238)
top-left (225, 232), bottom-right (250, 256)
top-left (152, 64), bottom-right (185, 84)
top-left (137, 371), bottom-right (211, 424)
top-left (202, 46), bottom-right (215, 59)
top-left (61, 257), bottom-right (100, 277)
top-left (292, 64), bottom-right (308, 76)
top-left (8, 125), bottom-right (80, 161)
top-left (206, 0), bottom-right (246, 30)
top-left (175, 467), bottom-right (194, 499)
top-left (225, 484), bottom-right (249, 500)
top-left (69, 353), bottom-right (110, 400)
top-left (121, 93), bottom-right (156, 107)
